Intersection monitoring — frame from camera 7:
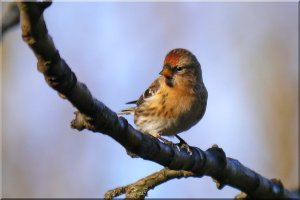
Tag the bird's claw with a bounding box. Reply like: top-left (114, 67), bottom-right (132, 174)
top-left (159, 137), bottom-right (180, 151)
top-left (157, 136), bottom-right (181, 152)
top-left (175, 135), bottom-right (193, 155)
top-left (178, 143), bottom-right (193, 155)
top-left (157, 136), bottom-right (192, 155)
top-left (171, 142), bottom-right (181, 152)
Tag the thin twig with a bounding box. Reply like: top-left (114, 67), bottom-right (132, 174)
top-left (104, 167), bottom-right (198, 199)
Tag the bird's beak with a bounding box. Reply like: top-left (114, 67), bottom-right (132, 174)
top-left (159, 67), bottom-right (173, 79)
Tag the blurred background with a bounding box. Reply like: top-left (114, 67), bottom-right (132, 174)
top-left (1, 2), bottom-right (298, 198)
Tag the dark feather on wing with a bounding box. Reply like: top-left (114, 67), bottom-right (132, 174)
top-left (132, 78), bottom-right (161, 106)
top-left (126, 100), bottom-right (138, 104)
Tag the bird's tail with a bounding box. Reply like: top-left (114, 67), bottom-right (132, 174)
top-left (117, 107), bottom-right (135, 115)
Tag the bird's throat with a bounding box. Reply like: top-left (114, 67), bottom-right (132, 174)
top-left (165, 77), bottom-right (174, 87)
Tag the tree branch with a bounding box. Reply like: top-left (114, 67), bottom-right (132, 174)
top-left (104, 167), bottom-right (198, 199)
top-left (17, 2), bottom-right (298, 199)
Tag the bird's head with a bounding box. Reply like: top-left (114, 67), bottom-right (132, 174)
top-left (160, 48), bottom-right (201, 88)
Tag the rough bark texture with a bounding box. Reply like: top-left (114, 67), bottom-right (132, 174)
top-left (16, 2), bottom-right (298, 199)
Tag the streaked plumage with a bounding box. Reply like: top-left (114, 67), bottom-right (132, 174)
top-left (120, 48), bottom-right (208, 140)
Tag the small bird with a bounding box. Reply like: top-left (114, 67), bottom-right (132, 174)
top-left (119, 48), bottom-right (208, 153)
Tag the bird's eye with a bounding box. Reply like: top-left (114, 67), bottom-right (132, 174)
top-left (176, 67), bottom-right (184, 72)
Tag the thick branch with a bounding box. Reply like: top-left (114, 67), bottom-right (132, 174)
top-left (17, 2), bottom-right (298, 199)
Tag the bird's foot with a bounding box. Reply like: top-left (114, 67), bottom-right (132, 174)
top-left (175, 135), bottom-right (193, 155)
top-left (158, 136), bottom-right (181, 151)
top-left (156, 135), bottom-right (192, 155)
top-left (178, 143), bottom-right (192, 155)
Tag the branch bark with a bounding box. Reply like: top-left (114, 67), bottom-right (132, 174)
top-left (17, 2), bottom-right (299, 199)
top-left (104, 167), bottom-right (198, 199)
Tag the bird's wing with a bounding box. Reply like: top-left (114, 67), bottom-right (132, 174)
top-left (119, 78), bottom-right (161, 115)
top-left (135, 77), bottom-right (161, 106)
top-left (125, 78), bottom-right (161, 106)
top-left (126, 100), bottom-right (138, 104)
top-left (118, 107), bottom-right (135, 115)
